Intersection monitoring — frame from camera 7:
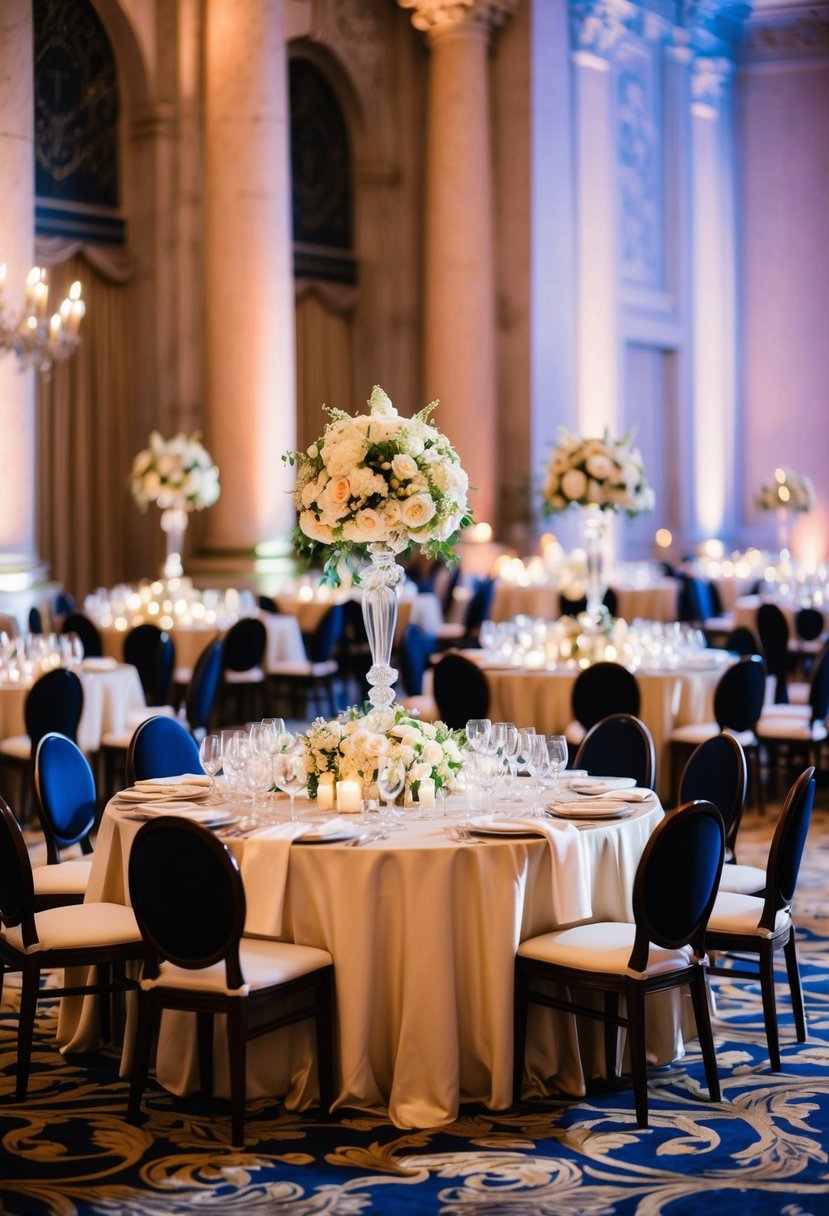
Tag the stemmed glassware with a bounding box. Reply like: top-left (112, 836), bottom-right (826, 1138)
top-left (465, 719), bottom-right (492, 754)
top-left (545, 735), bottom-right (569, 800)
top-left (524, 735), bottom-right (549, 817)
top-left (245, 748), bottom-right (274, 826)
top-left (220, 729), bottom-right (249, 802)
top-left (491, 721), bottom-right (519, 800)
top-left (198, 733), bottom-right (223, 804)
top-left (376, 756), bottom-right (406, 830)
top-left (272, 739), bottom-right (307, 821)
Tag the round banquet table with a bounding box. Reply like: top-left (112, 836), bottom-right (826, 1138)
top-left (99, 612), bottom-right (306, 673)
top-left (491, 579), bottom-right (679, 624)
top-left (275, 591), bottom-right (444, 643)
top-left (0, 660), bottom-right (146, 753)
top-left (478, 652), bottom-right (735, 800)
top-left (56, 786), bottom-right (701, 1130)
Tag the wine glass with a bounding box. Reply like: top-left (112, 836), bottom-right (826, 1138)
top-left (496, 722), bottom-right (521, 801)
top-left (546, 735), bottom-right (569, 799)
top-left (244, 748), bottom-right (274, 826)
top-left (198, 733), bottom-right (223, 804)
top-left (272, 742), bottom-right (307, 821)
top-left (524, 735), bottom-right (549, 816)
top-left (376, 757), bottom-right (406, 830)
top-left (465, 719), bottom-right (492, 754)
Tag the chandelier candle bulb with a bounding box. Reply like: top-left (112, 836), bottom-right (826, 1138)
top-left (336, 780), bottom-right (362, 814)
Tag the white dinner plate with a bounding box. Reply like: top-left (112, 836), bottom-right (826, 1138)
top-left (568, 776), bottom-right (636, 794)
top-left (547, 802), bottom-right (636, 821)
top-left (295, 825), bottom-right (359, 844)
top-left (466, 816), bottom-right (543, 836)
top-left (114, 787), bottom-right (211, 803)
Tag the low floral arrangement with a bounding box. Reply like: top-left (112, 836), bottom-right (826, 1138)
top-left (542, 427), bottom-right (654, 518)
top-left (300, 704), bottom-right (466, 803)
top-left (755, 467), bottom-right (816, 514)
top-left (131, 431), bottom-right (221, 512)
top-left (283, 385), bottom-right (472, 584)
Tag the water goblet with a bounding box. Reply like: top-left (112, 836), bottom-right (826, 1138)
top-left (465, 719), bottom-right (492, 754)
top-left (545, 735), bottom-right (569, 799)
top-left (524, 735), bottom-right (550, 816)
top-left (376, 758), bottom-right (406, 830)
top-left (198, 733), bottom-right (223, 804)
top-left (272, 743), bottom-right (307, 821)
top-left (244, 748), bottom-right (274, 826)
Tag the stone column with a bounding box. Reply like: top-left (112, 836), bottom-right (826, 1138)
top-left (0, 0), bottom-right (40, 578)
top-left (400, 0), bottom-right (517, 530)
top-left (202, 0), bottom-right (296, 562)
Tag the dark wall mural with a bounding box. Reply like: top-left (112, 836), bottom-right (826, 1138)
top-left (34, 0), bottom-right (124, 244)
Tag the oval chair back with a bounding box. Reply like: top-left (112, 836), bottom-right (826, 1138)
top-left (150, 633), bottom-right (176, 706)
top-left (571, 661), bottom-right (640, 732)
top-left (713, 655), bottom-right (767, 733)
top-left (126, 715), bottom-right (201, 785)
top-left (757, 603), bottom-right (790, 703)
top-left (724, 626), bottom-right (760, 657)
top-left (804, 642), bottom-right (829, 725)
top-left (629, 799), bottom-right (725, 971)
top-left (795, 607), bottom-right (824, 642)
top-left (128, 816), bottom-right (245, 985)
top-left (678, 733), bottom-right (747, 861)
top-left (0, 795), bottom-right (37, 948)
top-left (124, 624), bottom-right (165, 699)
top-left (222, 618), bottom-right (267, 673)
top-left (464, 578), bottom-right (495, 636)
top-left (60, 612), bottom-right (103, 658)
top-left (34, 733), bottom-right (97, 864)
top-left (574, 712), bottom-right (657, 789)
top-left (308, 604), bottom-right (346, 664)
top-left (760, 766), bottom-right (815, 932)
top-left (433, 652), bottom-right (489, 730)
top-left (25, 669), bottom-right (84, 750)
top-left (184, 637), bottom-right (224, 738)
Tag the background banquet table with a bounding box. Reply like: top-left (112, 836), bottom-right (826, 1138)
top-left (275, 588), bottom-right (444, 643)
top-left (490, 579), bottom-right (679, 624)
top-left (477, 652), bottom-right (735, 800)
top-left (99, 613), bottom-right (306, 673)
top-left (56, 788), bottom-right (701, 1130)
top-left (0, 660), bottom-right (146, 753)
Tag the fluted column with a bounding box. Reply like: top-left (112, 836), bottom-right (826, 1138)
top-left (202, 0), bottom-right (296, 559)
top-left (400, 0), bottom-right (517, 529)
top-left (0, 0), bottom-right (39, 575)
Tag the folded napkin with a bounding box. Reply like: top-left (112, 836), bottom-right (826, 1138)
top-left (593, 787), bottom-right (653, 802)
top-left (299, 816), bottom-right (356, 839)
top-left (240, 821), bottom-right (312, 936)
top-left (485, 817), bottom-right (592, 924)
top-left (134, 774), bottom-right (212, 788)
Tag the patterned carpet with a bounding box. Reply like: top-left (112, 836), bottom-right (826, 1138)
top-left (2, 799), bottom-right (829, 1216)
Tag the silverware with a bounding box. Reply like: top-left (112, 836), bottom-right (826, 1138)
top-left (346, 831), bottom-right (389, 847)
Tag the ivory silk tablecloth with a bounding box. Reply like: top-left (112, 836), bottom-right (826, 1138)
top-left (480, 654), bottom-right (734, 800)
top-left (55, 790), bottom-right (702, 1129)
top-left (0, 662), bottom-right (146, 753)
top-left (491, 580), bottom-right (679, 624)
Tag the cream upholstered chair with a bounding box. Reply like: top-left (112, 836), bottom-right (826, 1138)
top-left (514, 800), bottom-right (725, 1127)
top-left (706, 767), bottom-right (816, 1071)
top-left (126, 815), bottom-right (335, 1146)
top-left (0, 796), bottom-right (142, 1100)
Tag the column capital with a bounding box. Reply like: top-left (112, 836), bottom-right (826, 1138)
top-left (690, 54), bottom-right (733, 113)
top-left (397, 0), bottom-right (518, 37)
top-left (570, 0), bottom-right (637, 61)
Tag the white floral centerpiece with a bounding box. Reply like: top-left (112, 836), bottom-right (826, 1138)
top-left (542, 427), bottom-right (654, 518)
top-left (755, 467), bottom-right (816, 514)
top-left (301, 705), bottom-right (466, 803)
top-left (283, 385), bottom-right (472, 585)
top-left (130, 431), bottom-right (221, 512)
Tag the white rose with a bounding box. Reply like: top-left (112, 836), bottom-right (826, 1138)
top-left (378, 498), bottom-right (402, 528)
top-left (342, 509), bottom-right (386, 543)
top-left (367, 416), bottom-right (404, 445)
top-left (391, 454), bottom-right (418, 481)
top-left (400, 493), bottom-right (437, 530)
top-left (318, 476), bottom-right (352, 519)
top-left (585, 453), bottom-right (613, 480)
top-left (301, 479), bottom-right (320, 508)
top-left (422, 740), bottom-right (443, 765)
top-left (561, 469), bottom-right (587, 501)
top-left (299, 511), bottom-right (334, 545)
top-left (142, 470), bottom-right (162, 500)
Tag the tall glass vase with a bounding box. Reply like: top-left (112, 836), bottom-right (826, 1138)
top-left (159, 505), bottom-right (189, 580)
top-left (776, 506), bottom-right (791, 560)
top-left (582, 504), bottom-right (609, 625)
top-left (361, 544), bottom-right (404, 709)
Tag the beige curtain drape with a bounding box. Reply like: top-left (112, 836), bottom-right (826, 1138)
top-left (295, 281), bottom-right (357, 451)
top-left (36, 250), bottom-right (132, 601)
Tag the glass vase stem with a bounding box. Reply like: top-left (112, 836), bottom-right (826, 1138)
top-left (583, 505), bottom-right (608, 622)
top-left (160, 506), bottom-right (189, 579)
top-left (361, 545), bottom-right (403, 709)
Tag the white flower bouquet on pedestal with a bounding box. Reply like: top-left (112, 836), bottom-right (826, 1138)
top-left (130, 431), bottom-right (220, 579)
top-left (542, 427), bottom-right (654, 518)
top-left (755, 467), bottom-right (816, 515)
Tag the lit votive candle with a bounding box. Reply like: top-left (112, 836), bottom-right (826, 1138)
top-left (417, 778), bottom-right (435, 810)
top-left (336, 780), bottom-right (362, 813)
top-left (317, 775), bottom-right (335, 810)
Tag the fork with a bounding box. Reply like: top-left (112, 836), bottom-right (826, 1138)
top-left (444, 826), bottom-right (484, 844)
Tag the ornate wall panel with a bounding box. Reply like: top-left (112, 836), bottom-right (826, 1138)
top-left (616, 39), bottom-right (662, 288)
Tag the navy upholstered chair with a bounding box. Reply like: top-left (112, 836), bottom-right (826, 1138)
top-left (32, 732), bottom-right (97, 908)
top-left (125, 715), bottom-right (202, 786)
top-left (573, 712), bottom-right (657, 790)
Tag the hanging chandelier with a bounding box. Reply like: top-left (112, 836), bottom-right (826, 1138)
top-left (0, 264), bottom-right (86, 374)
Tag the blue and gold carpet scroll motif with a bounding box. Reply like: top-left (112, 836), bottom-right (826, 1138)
top-left (2, 807), bottom-right (828, 1215)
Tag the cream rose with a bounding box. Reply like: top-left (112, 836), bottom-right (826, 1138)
top-left (561, 469), bottom-right (588, 501)
top-left (400, 493), bottom-right (437, 530)
top-left (342, 508), bottom-right (385, 543)
top-left (318, 475), bottom-right (352, 518)
top-left (391, 454), bottom-right (418, 481)
top-left (299, 510), bottom-right (334, 545)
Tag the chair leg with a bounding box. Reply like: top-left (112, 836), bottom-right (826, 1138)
top-left (689, 970), bottom-right (721, 1102)
top-left (783, 930), bottom-right (808, 1043)
top-left (748, 746), bottom-right (766, 816)
top-left (512, 965), bottom-right (529, 1104)
top-left (625, 982), bottom-right (649, 1127)
top-left (127, 991), bottom-right (154, 1123)
top-left (227, 1000), bottom-right (248, 1147)
top-left (197, 1012), bottom-right (214, 1095)
top-left (17, 960), bottom-right (41, 1100)
top-left (96, 964), bottom-right (112, 1043)
top-left (604, 992), bottom-right (619, 1081)
top-left (759, 942), bottom-right (781, 1070)
top-left (315, 969), bottom-right (335, 1117)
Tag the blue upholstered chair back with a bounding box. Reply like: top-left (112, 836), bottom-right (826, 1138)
top-left (571, 661), bottom-right (640, 731)
top-left (574, 713), bottom-right (657, 790)
top-left (25, 669), bottom-right (84, 749)
top-left (713, 655), bottom-right (766, 732)
top-left (763, 767), bottom-right (815, 924)
top-left (126, 715), bottom-right (201, 785)
top-left (678, 733), bottom-right (747, 855)
top-left (35, 733), bottom-right (96, 858)
top-left (185, 638), bottom-right (224, 736)
top-left (400, 624), bottom-right (434, 697)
